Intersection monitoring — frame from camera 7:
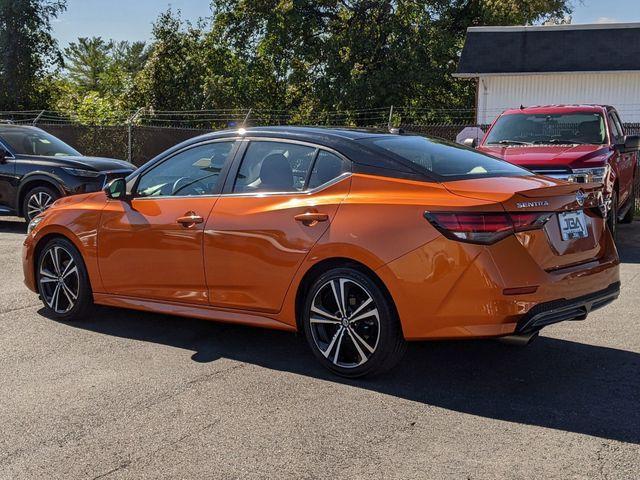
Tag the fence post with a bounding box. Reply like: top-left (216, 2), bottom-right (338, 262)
top-left (387, 105), bottom-right (394, 130)
top-left (127, 108), bottom-right (144, 163)
top-left (32, 110), bottom-right (45, 126)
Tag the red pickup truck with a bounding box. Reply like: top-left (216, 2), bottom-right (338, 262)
top-left (466, 105), bottom-right (640, 237)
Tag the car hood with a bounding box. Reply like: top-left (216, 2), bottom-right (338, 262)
top-left (477, 144), bottom-right (611, 170)
top-left (17, 154), bottom-right (135, 172)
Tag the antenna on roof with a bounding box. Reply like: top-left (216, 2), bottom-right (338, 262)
top-left (242, 108), bottom-right (252, 128)
top-left (520, 104), bottom-right (525, 110)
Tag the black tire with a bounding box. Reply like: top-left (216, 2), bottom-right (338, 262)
top-left (22, 185), bottom-right (60, 222)
top-left (607, 191), bottom-right (618, 240)
top-left (302, 267), bottom-right (406, 378)
top-left (37, 237), bottom-right (93, 321)
top-left (620, 186), bottom-right (636, 224)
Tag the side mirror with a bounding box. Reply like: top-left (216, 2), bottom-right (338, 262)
top-left (462, 137), bottom-right (478, 148)
top-left (0, 148), bottom-right (7, 164)
top-left (104, 177), bottom-right (127, 200)
top-left (623, 135), bottom-right (640, 152)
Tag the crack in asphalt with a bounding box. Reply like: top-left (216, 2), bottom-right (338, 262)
top-left (90, 420), bottom-right (221, 480)
top-left (0, 362), bottom-right (246, 472)
top-left (0, 303), bottom-right (41, 315)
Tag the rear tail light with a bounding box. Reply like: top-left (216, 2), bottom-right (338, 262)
top-left (424, 211), bottom-right (552, 245)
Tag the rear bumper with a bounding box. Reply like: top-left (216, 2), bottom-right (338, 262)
top-left (376, 234), bottom-right (620, 340)
top-left (516, 281), bottom-right (620, 333)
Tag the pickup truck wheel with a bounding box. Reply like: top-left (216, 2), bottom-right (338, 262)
top-left (607, 191), bottom-right (618, 240)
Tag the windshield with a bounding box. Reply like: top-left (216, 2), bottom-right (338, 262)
top-left (484, 112), bottom-right (607, 146)
top-left (358, 135), bottom-right (531, 179)
top-left (0, 128), bottom-right (81, 156)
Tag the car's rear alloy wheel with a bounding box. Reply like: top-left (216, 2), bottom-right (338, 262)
top-left (303, 268), bottom-right (406, 377)
top-left (24, 186), bottom-right (59, 221)
top-left (38, 238), bottom-right (93, 320)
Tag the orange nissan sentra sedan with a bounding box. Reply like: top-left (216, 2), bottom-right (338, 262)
top-left (23, 127), bottom-right (620, 377)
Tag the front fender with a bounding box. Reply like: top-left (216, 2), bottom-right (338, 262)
top-left (24, 195), bottom-right (106, 294)
top-left (17, 172), bottom-right (66, 214)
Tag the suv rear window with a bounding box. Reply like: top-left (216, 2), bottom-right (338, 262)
top-left (485, 112), bottom-right (606, 146)
top-left (358, 135), bottom-right (530, 179)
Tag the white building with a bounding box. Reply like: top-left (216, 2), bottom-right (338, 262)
top-left (455, 23), bottom-right (640, 124)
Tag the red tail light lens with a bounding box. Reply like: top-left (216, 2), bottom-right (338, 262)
top-left (424, 211), bottom-right (552, 245)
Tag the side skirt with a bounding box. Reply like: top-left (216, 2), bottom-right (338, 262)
top-left (93, 293), bottom-right (297, 332)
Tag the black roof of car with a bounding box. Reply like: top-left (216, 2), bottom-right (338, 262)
top-left (154, 126), bottom-right (427, 178)
top-left (212, 125), bottom-right (396, 141)
top-left (456, 23), bottom-right (640, 76)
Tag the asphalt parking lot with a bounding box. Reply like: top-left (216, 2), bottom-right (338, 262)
top-left (0, 216), bottom-right (638, 479)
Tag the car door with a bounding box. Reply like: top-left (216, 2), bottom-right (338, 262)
top-left (98, 139), bottom-right (239, 305)
top-left (204, 139), bottom-right (351, 313)
top-left (0, 139), bottom-right (16, 214)
top-left (609, 111), bottom-right (635, 204)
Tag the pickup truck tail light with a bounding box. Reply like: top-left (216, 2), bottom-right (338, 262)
top-left (424, 211), bottom-right (552, 245)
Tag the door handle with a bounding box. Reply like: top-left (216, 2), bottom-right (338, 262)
top-left (177, 212), bottom-right (204, 227)
top-left (294, 211), bottom-right (329, 227)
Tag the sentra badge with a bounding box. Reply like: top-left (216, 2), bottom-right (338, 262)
top-left (516, 200), bottom-right (550, 209)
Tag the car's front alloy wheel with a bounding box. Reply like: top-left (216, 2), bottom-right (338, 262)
top-left (303, 267), bottom-right (406, 377)
top-left (37, 238), bottom-right (93, 320)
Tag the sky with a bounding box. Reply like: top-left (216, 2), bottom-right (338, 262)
top-left (52, 0), bottom-right (640, 48)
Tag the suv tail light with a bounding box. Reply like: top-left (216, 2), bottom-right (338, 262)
top-left (424, 211), bottom-right (552, 245)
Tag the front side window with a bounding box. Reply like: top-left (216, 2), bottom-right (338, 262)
top-left (484, 112), bottom-right (607, 146)
top-left (358, 135), bottom-right (530, 179)
top-left (136, 141), bottom-right (235, 197)
top-left (0, 128), bottom-right (80, 156)
top-left (233, 141), bottom-right (317, 193)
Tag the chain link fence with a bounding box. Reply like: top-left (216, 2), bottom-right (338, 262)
top-left (1, 107), bottom-right (487, 166)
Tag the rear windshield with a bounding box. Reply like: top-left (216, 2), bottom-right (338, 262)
top-left (0, 128), bottom-right (81, 156)
top-left (485, 112), bottom-right (607, 146)
top-left (358, 135), bottom-right (530, 180)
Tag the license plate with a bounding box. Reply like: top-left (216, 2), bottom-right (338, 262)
top-left (558, 210), bottom-right (588, 241)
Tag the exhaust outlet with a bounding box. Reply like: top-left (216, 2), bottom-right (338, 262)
top-left (497, 331), bottom-right (539, 346)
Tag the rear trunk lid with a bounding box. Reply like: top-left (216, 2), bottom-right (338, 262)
top-left (443, 175), bottom-right (607, 271)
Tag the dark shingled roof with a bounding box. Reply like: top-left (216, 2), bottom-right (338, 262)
top-left (456, 23), bottom-right (640, 76)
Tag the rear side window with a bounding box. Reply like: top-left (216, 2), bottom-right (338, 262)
top-left (233, 141), bottom-right (317, 193)
top-left (358, 135), bottom-right (530, 179)
top-left (308, 151), bottom-right (349, 189)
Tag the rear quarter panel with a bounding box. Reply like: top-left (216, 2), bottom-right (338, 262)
top-left (275, 173), bottom-right (504, 327)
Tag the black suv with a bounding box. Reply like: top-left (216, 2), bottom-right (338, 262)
top-left (0, 125), bottom-right (134, 221)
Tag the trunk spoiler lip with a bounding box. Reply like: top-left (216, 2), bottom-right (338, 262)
top-left (441, 178), bottom-right (603, 203)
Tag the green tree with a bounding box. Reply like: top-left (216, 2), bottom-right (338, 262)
top-left (63, 37), bottom-right (113, 91)
top-left (56, 37), bottom-right (148, 123)
top-left (0, 0), bottom-right (66, 110)
top-left (131, 9), bottom-right (247, 114)
top-left (209, 0), bottom-right (572, 122)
